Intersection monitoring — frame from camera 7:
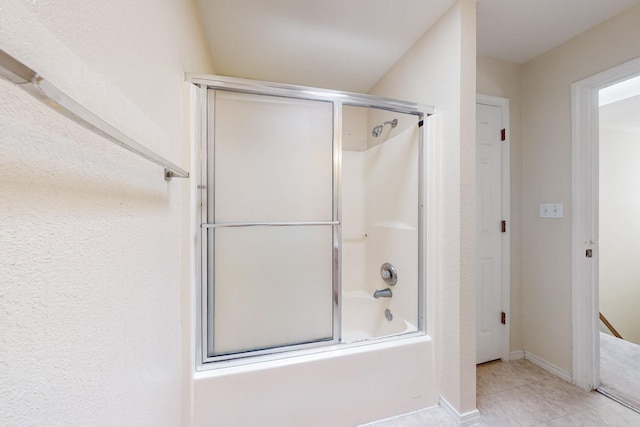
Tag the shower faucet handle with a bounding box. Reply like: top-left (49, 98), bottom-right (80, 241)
top-left (380, 263), bottom-right (397, 286)
top-left (373, 288), bottom-right (393, 299)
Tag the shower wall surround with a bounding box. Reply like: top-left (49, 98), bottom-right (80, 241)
top-left (342, 105), bottom-right (420, 339)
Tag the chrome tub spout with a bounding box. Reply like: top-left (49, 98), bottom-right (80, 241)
top-left (373, 288), bottom-right (392, 299)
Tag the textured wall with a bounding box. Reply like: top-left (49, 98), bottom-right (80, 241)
top-left (0, 1), bottom-right (212, 426)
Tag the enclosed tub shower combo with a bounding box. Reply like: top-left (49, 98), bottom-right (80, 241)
top-left (189, 74), bottom-right (433, 367)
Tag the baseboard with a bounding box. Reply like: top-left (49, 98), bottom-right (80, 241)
top-left (523, 351), bottom-right (572, 383)
top-left (509, 350), bottom-right (524, 360)
top-left (439, 395), bottom-right (482, 426)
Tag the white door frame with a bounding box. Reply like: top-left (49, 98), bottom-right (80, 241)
top-left (571, 56), bottom-right (640, 390)
top-left (477, 94), bottom-right (511, 362)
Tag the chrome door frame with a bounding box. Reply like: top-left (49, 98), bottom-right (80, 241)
top-left (189, 74), bottom-right (433, 369)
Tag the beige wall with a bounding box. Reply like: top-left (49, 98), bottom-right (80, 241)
top-left (599, 128), bottom-right (640, 345)
top-left (521, 4), bottom-right (640, 372)
top-left (370, 0), bottom-right (477, 414)
top-left (476, 56), bottom-right (524, 353)
top-left (0, 1), bottom-right (213, 426)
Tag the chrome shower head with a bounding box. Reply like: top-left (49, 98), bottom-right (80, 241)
top-left (371, 118), bottom-right (398, 137)
top-left (371, 125), bottom-right (384, 138)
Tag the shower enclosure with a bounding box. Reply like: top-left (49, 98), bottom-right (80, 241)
top-left (190, 74), bottom-right (432, 367)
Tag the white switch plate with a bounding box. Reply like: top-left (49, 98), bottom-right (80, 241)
top-left (539, 203), bottom-right (564, 219)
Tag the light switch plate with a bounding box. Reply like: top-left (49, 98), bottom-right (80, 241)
top-left (539, 203), bottom-right (564, 219)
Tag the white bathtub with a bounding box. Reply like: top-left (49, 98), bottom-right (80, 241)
top-left (195, 294), bottom-right (432, 426)
top-left (342, 291), bottom-right (416, 342)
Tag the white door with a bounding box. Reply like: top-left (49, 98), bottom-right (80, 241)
top-left (476, 102), bottom-right (505, 364)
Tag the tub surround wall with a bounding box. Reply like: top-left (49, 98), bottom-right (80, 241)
top-left (342, 106), bottom-right (420, 333)
top-left (342, 106), bottom-right (369, 294)
top-left (342, 150), bottom-right (368, 293)
top-left (364, 122), bottom-right (420, 329)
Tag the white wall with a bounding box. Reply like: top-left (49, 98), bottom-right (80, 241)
top-left (341, 151), bottom-right (368, 292)
top-left (342, 106), bottom-right (368, 294)
top-left (0, 1), bottom-right (213, 426)
top-left (364, 119), bottom-right (420, 328)
top-left (521, 3), bottom-right (640, 372)
top-left (476, 55), bottom-right (524, 352)
top-left (599, 128), bottom-right (640, 345)
top-left (369, 0), bottom-right (477, 414)
top-left (342, 108), bottom-right (420, 337)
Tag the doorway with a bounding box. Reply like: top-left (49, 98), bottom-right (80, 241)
top-left (476, 94), bottom-right (510, 364)
top-left (597, 75), bottom-right (640, 411)
top-left (572, 57), bottom-right (640, 396)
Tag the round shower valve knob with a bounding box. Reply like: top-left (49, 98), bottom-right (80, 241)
top-left (380, 263), bottom-right (398, 286)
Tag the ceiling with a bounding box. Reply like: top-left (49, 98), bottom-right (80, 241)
top-left (195, 0), bottom-right (640, 93)
top-left (476, 0), bottom-right (640, 63)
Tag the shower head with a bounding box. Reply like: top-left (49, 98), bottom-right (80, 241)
top-left (371, 118), bottom-right (398, 137)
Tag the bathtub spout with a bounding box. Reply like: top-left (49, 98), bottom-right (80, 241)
top-left (373, 288), bottom-right (392, 298)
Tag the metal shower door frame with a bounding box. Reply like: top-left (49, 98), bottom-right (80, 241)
top-left (189, 73), bottom-right (433, 369)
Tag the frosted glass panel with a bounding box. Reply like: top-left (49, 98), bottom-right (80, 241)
top-left (212, 90), bottom-right (333, 222)
top-left (211, 226), bottom-right (334, 355)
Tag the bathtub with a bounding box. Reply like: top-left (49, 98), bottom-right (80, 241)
top-left (342, 291), bottom-right (416, 342)
top-left (195, 291), bottom-right (432, 426)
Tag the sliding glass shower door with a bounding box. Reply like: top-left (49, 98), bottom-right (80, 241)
top-left (205, 90), bottom-right (336, 358)
top-left (193, 73), bottom-right (432, 367)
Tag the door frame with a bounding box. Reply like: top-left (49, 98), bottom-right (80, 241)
top-left (476, 94), bottom-right (511, 362)
top-left (571, 56), bottom-right (640, 390)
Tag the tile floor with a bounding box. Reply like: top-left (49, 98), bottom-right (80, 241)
top-left (364, 358), bottom-right (640, 426)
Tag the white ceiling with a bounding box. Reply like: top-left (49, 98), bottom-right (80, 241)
top-left (477, 0), bottom-right (640, 63)
top-left (195, 0), bottom-right (455, 93)
top-left (195, 0), bottom-right (640, 93)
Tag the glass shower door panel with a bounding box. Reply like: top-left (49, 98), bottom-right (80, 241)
top-left (212, 90), bottom-right (333, 223)
top-left (212, 226), bottom-right (334, 356)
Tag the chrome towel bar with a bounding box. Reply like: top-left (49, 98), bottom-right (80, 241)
top-left (0, 48), bottom-right (189, 180)
top-left (201, 221), bottom-right (339, 228)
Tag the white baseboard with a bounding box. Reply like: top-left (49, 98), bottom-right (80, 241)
top-left (509, 350), bottom-right (525, 360)
top-left (523, 351), bottom-right (572, 383)
top-left (439, 395), bottom-right (482, 426)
